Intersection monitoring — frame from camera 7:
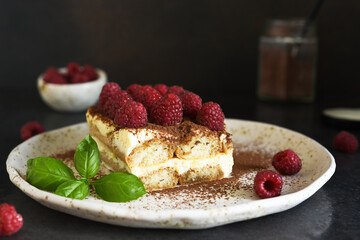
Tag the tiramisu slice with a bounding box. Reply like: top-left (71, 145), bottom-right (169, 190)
top-left (87, 83), bottom-right (233, 191)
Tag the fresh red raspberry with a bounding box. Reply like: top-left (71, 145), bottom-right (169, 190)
top-left (48, 75), bottom-right (68, 84)
top-left (67, 62), bottom-right (80, 77)
top-left (0, 203), bottom-right (23, 236)
top-left (20, 121), bottom-right (45, 141)
top-left (154, 84), bottom-right (169, 96)
top-left (150, 93), bottom-right (183, 126)
top-left (272, 149), bottom-right (302, 175)
top-left (103, 94), bottom-right (133, 119)
top-left (98, 82), bottom-right (121, 111)
top-left (196, 102), bottom-right (225, 131)
top-left (180, 91), bottom-right (202, 119)
top-left (167, 85), bottom-right (185, 95)
top-left (83, 65), bottom-right (98, 81)
top-left (114, 101), bottom-right (147, 128)
top-left (140, 87), bottom-right (161, 111)
top-left (71, 73), bottom-right (89, 84)
top-left (43, 67), bottom-right (67, 84)
top-left (333, 131), bottom-right (358, 153)
top-left (253, 170), bottom-right (283, 199)
top-left (127, 84), bottom-right (143, 101)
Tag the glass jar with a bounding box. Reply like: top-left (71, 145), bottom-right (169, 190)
top-left (257, 19), bottom-right (317, 102)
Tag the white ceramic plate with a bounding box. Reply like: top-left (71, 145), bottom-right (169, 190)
top-left (6, 120), bottom-right (335, 229)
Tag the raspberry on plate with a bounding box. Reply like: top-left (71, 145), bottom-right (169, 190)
top-left (98, 82), bottom-right (121, 111)
top-left (272, 149), bottom-right (302, 175)
top-left (0, 203), bottom-right (23, 236)
top-left (167, 85), bottom-right (184, 95)
top-left (20, 121), bottom-right (45, 141)
top-left (114, 101), bottom-right (147, 128)
top-left (150, 93), bottom-right (183, 126)
top-left (196, 102), bottom-right (225, 131)
top-left (154, 84), bottom-right (169, 96)
top-left (253, 170), bottom-right (283, 199)
top-left (180, 91), bottom-right (202, 119)
top-left (333, 131), bottom-right (358, 153)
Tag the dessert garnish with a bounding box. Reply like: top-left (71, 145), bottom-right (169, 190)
top-left (0, 203), bottom-right (23, 236)
top-left (98, 82), bottom-right (225, 129)
top-left (254, 149), bottom-right (303, 198)
top-left (253, 170), bottom-right (283, 199)
top-left (154, 83), bottom-right (168, 96)
top-left (333, 131), bottom-right (358, 153)
top-left (88, 83), bottom-right (232, 191)
top-left (272, 149), bottom-right (302, 175)
top-left (180, 91), bottom-right (202, 119)
top-left (114, 101), bottom-right (148, 128)
top-left (43, 62), bottom-right (98, 84)
top-left (196, 102), bottom-right (225, 131)
top-left (20, 121), bottom-right (45, 141)
top-left (150, 93), bottom-right (183, 126)
top-left (167, 85), bottom-right (185, 95)
top-left (26, 135), bottom-right (146, 202)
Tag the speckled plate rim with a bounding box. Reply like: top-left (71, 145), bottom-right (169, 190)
top-left (6, 120), bottom-right (336, 229)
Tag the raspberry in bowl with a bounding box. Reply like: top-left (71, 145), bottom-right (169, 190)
top-left (37, 62), bottom-right (107, 112)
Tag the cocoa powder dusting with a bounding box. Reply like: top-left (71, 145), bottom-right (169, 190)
top-left (149, 143), bottom-right (273, 202)
top-left (52, 143), bottom-right (273, 204)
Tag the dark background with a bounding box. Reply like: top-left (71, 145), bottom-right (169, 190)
top-left (1, 0), bottom-right (359, 105)
top-left (1, 1), bottom-right (360, 239)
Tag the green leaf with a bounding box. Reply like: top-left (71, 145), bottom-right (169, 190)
top-left (74, 135), bottom-right (100, 179)
top-left (92, 172), bottom-right (146, 202)
top-left (55, 179), bottom-right (89, 200)
top-left (26, 157), bottom-right (76, 191)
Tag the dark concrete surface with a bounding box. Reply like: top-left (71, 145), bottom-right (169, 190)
top-left (1, 87), bottom-right (359, 240)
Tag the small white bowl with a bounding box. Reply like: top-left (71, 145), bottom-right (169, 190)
top-left (37, 68), bottom-right (107, 112)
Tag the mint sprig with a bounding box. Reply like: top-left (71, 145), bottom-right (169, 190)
top-left (26, 135), bottom-right (146, 202)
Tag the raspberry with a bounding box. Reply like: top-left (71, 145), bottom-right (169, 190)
top-left (43, 67), bottom-right (67, 84)
top-left (98, 82), bottom-right (121, 111)
top-left (71, 73), bottom-right (89, 84)
top-left (47, 75), bottom-right (68, 84)
top-left (180, 91), bottom-right (202, 119)
top-left (334, 131), bottom-right (358, 153)
top-left (167, 85), bottom-right (184, 95)
top-left (83, 65), bottom-right (98, 81)
top-left (140, 87), bottom-right (161, 111)
top-left (67, 62), bottom-right (80, 77)
top-left (196, 102), bottom-right (225, 131)
top-left (103, 94), bottom-right (133, 119)
top-left (154, 84), bottom-right (169, 96)
top-left (43, 67), bottom-right (59, 81)
top-left (20, 121), bottom-right (45, 141)
top-left (272, 149), bottom-right (302, 175)
top-left (114, 101), bottom-right (147, 128)
top-left (0, 203), bottom-right (23, 236)
top-left (253, 170), bottom-right (283, 199)
top-left (127, 84), bottom-right (143, 101)
top-left (150, 93), bottom-right (183, 126)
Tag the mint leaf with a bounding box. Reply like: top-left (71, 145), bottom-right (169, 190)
top-left (92, 172), bottom-right (146, 202)
top-left (55, 179), bottom-right (89, 200)
top-left (74, 135), bottom-right (100, 179)
top-left (26, 157), bottom-right (76, 191)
